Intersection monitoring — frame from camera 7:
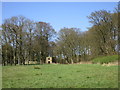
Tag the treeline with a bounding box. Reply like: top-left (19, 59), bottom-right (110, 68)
top-left (1, 9), bottom-right (119, 65)
top-left (2, 17), bottom-right (56, 65)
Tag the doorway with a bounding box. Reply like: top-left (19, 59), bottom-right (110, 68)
top-left (48, 61), bottom-right (50, 64)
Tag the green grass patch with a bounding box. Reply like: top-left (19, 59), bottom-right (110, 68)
top-left (0, 65), bottom-right (2, 89)
top-left (2, 64), bottom-right (118, 88)
top-left (92, 55), bottom-right (118, 64)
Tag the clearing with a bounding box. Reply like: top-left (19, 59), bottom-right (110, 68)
top-left (2, 64), bottom-right (118, 88)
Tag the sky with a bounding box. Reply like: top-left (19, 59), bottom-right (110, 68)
top-left (2, 2), bottom-right (118, 32)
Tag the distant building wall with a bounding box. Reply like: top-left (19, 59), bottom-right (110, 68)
top-left (46, 57), bottom-right (52, 64)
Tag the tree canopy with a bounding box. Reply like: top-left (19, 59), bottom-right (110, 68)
top-left (1, 8), bottom-right (119, 65)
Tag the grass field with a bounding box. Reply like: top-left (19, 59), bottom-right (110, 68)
top-left (0, 65), bottom-right (2, 89)
top-left (92, 55), bottom-right (118, 64)
top-left (2, 64), bottom-right (118, 88)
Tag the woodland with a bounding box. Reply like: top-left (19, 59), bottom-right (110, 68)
top-left (1, 8), bottom-right (119, 65)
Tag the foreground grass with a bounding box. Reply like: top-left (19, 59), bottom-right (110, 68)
top-left (0, 65), bottom-right (2, 89)
top-left (2, 64), bottom-right (118, 88)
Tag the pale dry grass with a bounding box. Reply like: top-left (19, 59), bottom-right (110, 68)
top-left (79, 61), bottom-right (92, 64)
top-left (102, 61), bottom-right (118, 66)
top-left (25, 61), bottom-right (38, 64)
